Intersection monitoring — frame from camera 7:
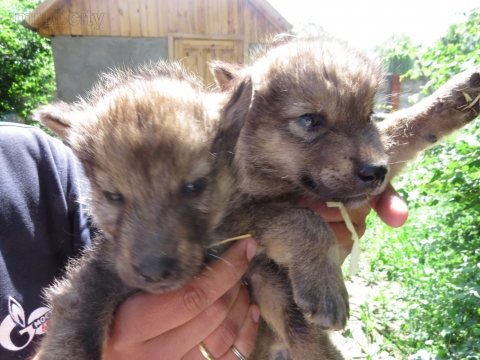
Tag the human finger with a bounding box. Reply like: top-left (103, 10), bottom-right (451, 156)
top-left (295, 198), bottom-right (343, 222)
top-left (104, 283), bottom-right (241, 360)
top-left (217, 304), bottom-right (260, 360)
top-left (328, 220), bottom-right (367, 264)
top-left (182, 285), bottom-right (251, 359)
top-left (296, 198), bottom-right (371, 230)
top-left (107, 237), bottom-right (258, 349)
top-left (370, 183), bottom-right (408, 228)
top-left (147, 283), bottom-right (242, 359)
top-left (296, 198), bottom-right (370, 261)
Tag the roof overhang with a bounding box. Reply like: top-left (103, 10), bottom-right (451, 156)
top-left (26, 0), bottom-right (292, 34)
top-left (24, 0), bottom-right (65, 30)
top-left (249, 0), bottom-right (293, 33)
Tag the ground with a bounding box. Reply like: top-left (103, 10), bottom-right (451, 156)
top-left (330, 252), bottom-right (407, 360)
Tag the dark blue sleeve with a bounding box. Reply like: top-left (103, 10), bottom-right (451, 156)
top-left (0, 123), bottom-right (92, 359)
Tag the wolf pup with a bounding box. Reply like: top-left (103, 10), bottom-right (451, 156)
top-left (33, 62), bottom-right (237, 360)
top-left (209, 38), bottom-right (480, 359)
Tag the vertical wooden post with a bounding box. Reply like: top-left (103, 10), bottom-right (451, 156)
top-left (390, 73), bottom-right (401, 111)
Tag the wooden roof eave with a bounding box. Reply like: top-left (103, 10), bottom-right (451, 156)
top-left (24, 0), bottom-right (66, 30)
top-left (25, 0), bottom-right (293, 36)
top-left (249, 0), bottom-right (293, 33)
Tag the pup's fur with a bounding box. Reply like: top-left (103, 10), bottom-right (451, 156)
top-left (209, 38), bottom-right (480, 359)
top-left (33, 62), bottom-right (237, 359)
top-left (34, 38), bottom-right (479, 360)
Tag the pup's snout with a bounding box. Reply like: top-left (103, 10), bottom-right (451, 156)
top-left (136, 255), bottom-right (178, 283)
top-left (357, 164), bottom-right (388, 186)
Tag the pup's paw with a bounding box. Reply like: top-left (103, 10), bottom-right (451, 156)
top-left (436, 66), bottom-right (480, 122)
top-left (291, 265), bottom-right (349, 331)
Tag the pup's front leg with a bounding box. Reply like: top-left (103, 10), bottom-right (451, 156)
top-left (252, 203), bottom-right (349, 331)
top-left (35, 247), bottom-right (131, 360)
top-left (247, 254), bottom-right (344, 360)
top-left (380, 66), bottom-right (480, 180)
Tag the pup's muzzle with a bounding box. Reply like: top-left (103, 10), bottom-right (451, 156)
top-left (135, 255), bottom-right (179, 283)
top-left (357, 164), bottom-right (388, 187)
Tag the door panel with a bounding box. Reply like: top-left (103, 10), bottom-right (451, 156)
top-left (173, 38), bottom-right (243, 85)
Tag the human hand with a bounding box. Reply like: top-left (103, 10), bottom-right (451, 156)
top-left (102, 237), bottom-right (260, 360)
top-left (296, 183), bottom-right (408, 264)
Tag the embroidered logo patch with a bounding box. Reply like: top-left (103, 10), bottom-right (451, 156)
top-left (0, 297), bottom-right (50, 351)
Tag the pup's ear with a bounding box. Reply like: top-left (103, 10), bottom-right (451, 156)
top-left (212, 75), bottom-right (253, 163)
top-left (32, 102), bottom-right (77, 140)
top-left (209, 61), bottom-right (244, 92)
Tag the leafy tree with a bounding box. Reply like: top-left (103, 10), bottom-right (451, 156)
top-left (374, 34), bottom-right (416, 74)
top-left (408, 7), bottom-right (480, 94)
top-left (353, 7), bottom-right (480, 360)
top-left (364, 121), bottom-right (480, 359)
top-left (374, 8), bottom-right (479, 94)
top-left (0, 0), bottom-right (56, 121)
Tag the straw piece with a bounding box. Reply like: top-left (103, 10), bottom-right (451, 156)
top-left (462, 91), bottom-right (473, 103)
top-left (208, 234), bottom-right (252, 248)
top-left (457, 91), bottom-right (480, 111)
top-left (326, 202), bottom-right (360, 277)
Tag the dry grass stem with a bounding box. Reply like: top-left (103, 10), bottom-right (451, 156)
top-left (208, 234), bottom-right (252, 248)
top-left (326, 202), bottom-right (360, 277)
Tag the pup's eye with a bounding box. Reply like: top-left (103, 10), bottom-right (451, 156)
top-left (182, 178), bottom-right (207, 194)
top-left (103, 191), bottom-right (123, 202)
top-left (295, 114), bottom-right (324, 129)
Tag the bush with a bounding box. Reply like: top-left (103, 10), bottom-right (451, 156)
top-left (355, 8), bottom-right (480, 359)
top-left (360, 120), bottom-right (480, 359)
top-left (0, 0), bottom-right (55, 121)
top-left (408, 8), bottom-right (480, 95)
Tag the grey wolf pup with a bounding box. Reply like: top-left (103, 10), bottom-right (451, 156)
top-left (33, 62), bottom-right (237, 359)
top-left (34, 39), bottom-right (479, 360)
top-left (208, 38), bottom-right (480, 359)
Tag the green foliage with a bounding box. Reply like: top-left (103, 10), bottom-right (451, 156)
top-left (408, 8), bottom-right (480, 94)
top-left (374, 8), bottom-right (479, 95)
top-left (359, 120), bottom-right (480, 359)
top-left (0, 0), bottom-right (56, 121)
top-left (374, 35), bottom-right (416, 74)
top-left (349, 9), bottom-right (480, 359)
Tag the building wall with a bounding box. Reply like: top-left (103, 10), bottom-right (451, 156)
top-left (32, 0), bottom-right (290, 101)
top-left (51, 35), bottom-right (168, 102)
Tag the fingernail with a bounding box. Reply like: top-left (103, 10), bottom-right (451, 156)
top-left (246, 239), bottom-right (258, 262)
top-left (251, 306), bottom-right (260, 323)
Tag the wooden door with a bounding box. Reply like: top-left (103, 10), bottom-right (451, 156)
top-left (173, 38), bottom-right (244, 85)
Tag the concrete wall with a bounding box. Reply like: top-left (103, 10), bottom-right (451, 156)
top-left (51, 36), bottom-right (168, 102)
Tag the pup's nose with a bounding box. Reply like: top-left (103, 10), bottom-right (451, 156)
top-left (137, 256), bottom-right (178, 283)
top-left (357, 164), bottom-right (388, 186)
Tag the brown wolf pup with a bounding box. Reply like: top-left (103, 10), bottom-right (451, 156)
top-left (32, 62), bottom-right (238, 360)
top-left (209, 38), bottom-right (480, 359)
top-left (33, 40), bottom-right (479, 360)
